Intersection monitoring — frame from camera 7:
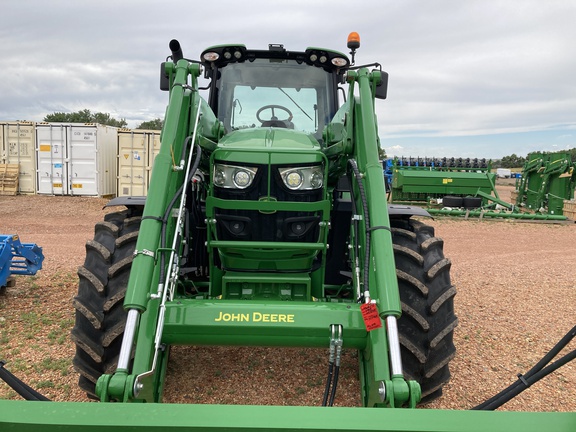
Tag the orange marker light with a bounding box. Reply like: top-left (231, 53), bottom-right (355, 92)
top-left (347, 32), bottom-right (361, 50)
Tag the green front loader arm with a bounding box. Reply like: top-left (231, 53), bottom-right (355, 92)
top-left (98, 60), bottom-right (205, 402)
top-left (342, 68), bottom-right (420, 407)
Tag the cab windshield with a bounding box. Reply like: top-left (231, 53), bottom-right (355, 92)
top-left (215, 58), bottom-right (336, 137)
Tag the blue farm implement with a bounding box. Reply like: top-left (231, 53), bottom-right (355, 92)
top-left (0, 235), bottom-right (44, 292)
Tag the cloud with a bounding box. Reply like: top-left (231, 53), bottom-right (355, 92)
top-left (1, 0), bottom-right (576, 153)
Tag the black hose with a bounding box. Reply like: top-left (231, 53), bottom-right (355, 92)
top-left (348, 159), bottom-right (371, 299)
top-left (345, 174), bottom-right (361, 301)
top-left (158, 143), bottom-right (202, 285)
top-left (321, 363), bottom-right (334, 406)
top-left (0, 361), bottom-right (50, 401)
top-left (328, 365), bottom-right (340, 406)
top-left (323, 325), bottom-right (343, 407)
top-left (473, 325), bottom-right (576, 410)
top-left (474, 349), bottom-right (576, 410)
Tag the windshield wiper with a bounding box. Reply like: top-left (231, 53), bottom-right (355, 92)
top-left (278, 88), bottom-right (313, 121)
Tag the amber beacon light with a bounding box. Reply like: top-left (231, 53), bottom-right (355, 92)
top-left (347, 32), bottom-right (360, 64)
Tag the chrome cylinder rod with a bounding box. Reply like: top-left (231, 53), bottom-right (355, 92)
top-left (117, 309), bottom-right (139, 370)
top-left (386, 315), bottom-right (403, 376)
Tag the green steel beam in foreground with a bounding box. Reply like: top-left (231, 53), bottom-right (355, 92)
top-left (0, 402), bottom-right (574, 432)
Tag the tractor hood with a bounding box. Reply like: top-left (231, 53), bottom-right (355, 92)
top-left (214, 128), bottom-right (324, 165)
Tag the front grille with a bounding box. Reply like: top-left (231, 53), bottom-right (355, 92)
top-left (214, 164), bottom-right (323, 242)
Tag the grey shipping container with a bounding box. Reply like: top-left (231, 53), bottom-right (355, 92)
top-left (1, 121), bottom-right (37, 193)
top-left (36, 123), bottom-right (117, 196)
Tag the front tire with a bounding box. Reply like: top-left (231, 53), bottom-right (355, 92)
top-left (391, 218), bottom-right (458, 401)
top-left (71, 209), bottom-right (140, 398)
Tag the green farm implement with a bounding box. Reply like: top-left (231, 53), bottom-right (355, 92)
top-left (0, 35), bottom-right (574, 431)
top-left (387, 154), bottom-right (575, 221)
top-left (387, 157), bottom-right (496, 207)
top-left (515, 151), bottom-right (576, 216)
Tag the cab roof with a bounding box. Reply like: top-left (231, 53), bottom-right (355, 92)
top-left (200, 44), bottom-right (350, 75)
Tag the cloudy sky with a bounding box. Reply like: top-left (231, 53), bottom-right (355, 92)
top-left (2, 0), bottom-right (576, 158)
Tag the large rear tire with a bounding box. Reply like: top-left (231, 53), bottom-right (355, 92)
top-left (391, 218), bottom-right (458, 402)
top-left (71, 209), bottom-right (140, 398)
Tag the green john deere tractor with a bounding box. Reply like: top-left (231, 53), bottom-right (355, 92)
top-left (0, 34), bottom-right (574, 432)
top-left (70, 35), bottom-right (456, 408)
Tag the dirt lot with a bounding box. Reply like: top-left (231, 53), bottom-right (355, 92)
top-left (0, 187), bottom-right (574, 412)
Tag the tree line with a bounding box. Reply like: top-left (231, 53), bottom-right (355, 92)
top-left (43, 109), bottom-right (163, 130)
top-left (43, 110), bottom-right (576, 168)
top-left (493, 148), bottom-right (576, 168)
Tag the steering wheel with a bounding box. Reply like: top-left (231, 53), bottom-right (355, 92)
top-left (256, 105), bottom-right (293, 124)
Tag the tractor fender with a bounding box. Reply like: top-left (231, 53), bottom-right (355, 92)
top-left (104, 196), bottom-right (146, 210)
top-left (387, 204), bottom-right (432, 219)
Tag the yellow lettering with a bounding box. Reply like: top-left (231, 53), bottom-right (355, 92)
top-left (215, 312), bottom-right (250, 322)
top-left (217, 311), bottom-right (296, 323)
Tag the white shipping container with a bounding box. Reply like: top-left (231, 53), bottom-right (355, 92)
top-left (1, 121), bottom-right (37, 193)
top-left (36, 123), bottom-right (118, 196)
top-left (117, 129), bottom-right (161, 196)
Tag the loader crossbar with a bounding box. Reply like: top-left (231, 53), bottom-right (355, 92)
top-left (1, 401), bottom-right (574, 432)
top-left (162, 300), bottom-right (367, 347)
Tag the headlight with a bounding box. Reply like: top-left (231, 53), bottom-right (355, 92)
top-left (203, 51), bottom-right (220, 62)
top-left (279, 166), bottom-right (324, 190)
top-left (213, 163), bottom-right (258, 189)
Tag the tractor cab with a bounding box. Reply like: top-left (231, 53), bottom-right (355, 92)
top-left (200, 44), bottom-right (349, 140)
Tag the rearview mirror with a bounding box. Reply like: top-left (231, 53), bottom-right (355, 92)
top-left (375, 71), bottom-right (388, 100)
top-left (160, 62), bottom-right (169, 91)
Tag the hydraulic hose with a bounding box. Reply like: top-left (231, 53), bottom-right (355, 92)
top-left (346, 176), bottom-right (362, 301)
top-left (158, 142), bottom-right (202, 285)
top-left (0, 361), bottom-right (50, 401)
top-left (472, 324), bottom-right (576, 410)
top-left (348, 159), bottom-right (371, 301)
top-left (328, 365), bottom-right (340, 406)
top-left (322, 325), bottom-right (342, 407)
top-left (322, 328), bottom-right (336, 407)
top-left (321, 363), bottom-right (334, 407)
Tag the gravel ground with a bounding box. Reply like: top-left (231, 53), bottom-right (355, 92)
top-left (0, 187), bottom-right (574, 412)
